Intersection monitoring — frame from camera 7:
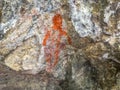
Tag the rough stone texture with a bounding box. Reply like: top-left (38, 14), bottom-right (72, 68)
top-left (0, 64), bottom-right (62, 90)
top-left (0, 0), bottom-right (120, 90)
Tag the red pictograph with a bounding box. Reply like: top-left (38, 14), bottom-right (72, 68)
top-left (42, 14), bottom-right (71, 72)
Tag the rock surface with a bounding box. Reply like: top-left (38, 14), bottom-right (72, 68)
top-left (0, 0), bottom-right (120, 90)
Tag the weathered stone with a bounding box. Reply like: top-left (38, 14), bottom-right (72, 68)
top-left (0, 0), bottom-right (120, 90)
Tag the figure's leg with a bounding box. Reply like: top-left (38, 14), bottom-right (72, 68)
top-left (53, 47), bottom-right (60, 67)
top-left (46, 54), bottom-right (51, 65)
top-left (45, 54), bottom-right (53, 72)
top-left (44, 47), bottom-right (51, 72)
top-left (46, 54), bottom-right (52, 72)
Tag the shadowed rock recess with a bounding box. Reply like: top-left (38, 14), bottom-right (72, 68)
top-left (0, 0), bottom-right (120, 90)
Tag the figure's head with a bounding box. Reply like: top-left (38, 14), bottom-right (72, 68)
top-left (52, 14), bottom-right (62, 27)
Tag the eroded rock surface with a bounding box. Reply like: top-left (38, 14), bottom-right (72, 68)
top-left (0, 0), bottom-right (120, 90)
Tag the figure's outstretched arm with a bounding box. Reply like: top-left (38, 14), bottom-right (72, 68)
top-left (59, 29), bottom-right (72, 44)
top-left (42, 30), bottom-right (51, 46)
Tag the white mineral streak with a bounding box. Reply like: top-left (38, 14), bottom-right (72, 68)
top-left (33, 0), bottom-right (61, 14)
top-left (103, 2), bottom-right (120, 45)
top-left (0, 18), bottom-right (17, 32)
top-left (116, 2), bottom-right (120, 10)
top-left (117, 2), bottom-right (120, 30)
top-left (69, 0), bottom-right (101, 38)
top-left (104, 5), bottom-right (115, 24)
top-left (104, 2), bottom-right (120, 25)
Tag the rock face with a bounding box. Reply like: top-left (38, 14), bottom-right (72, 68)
top-left (0, 0), bottom-right (120, 90)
